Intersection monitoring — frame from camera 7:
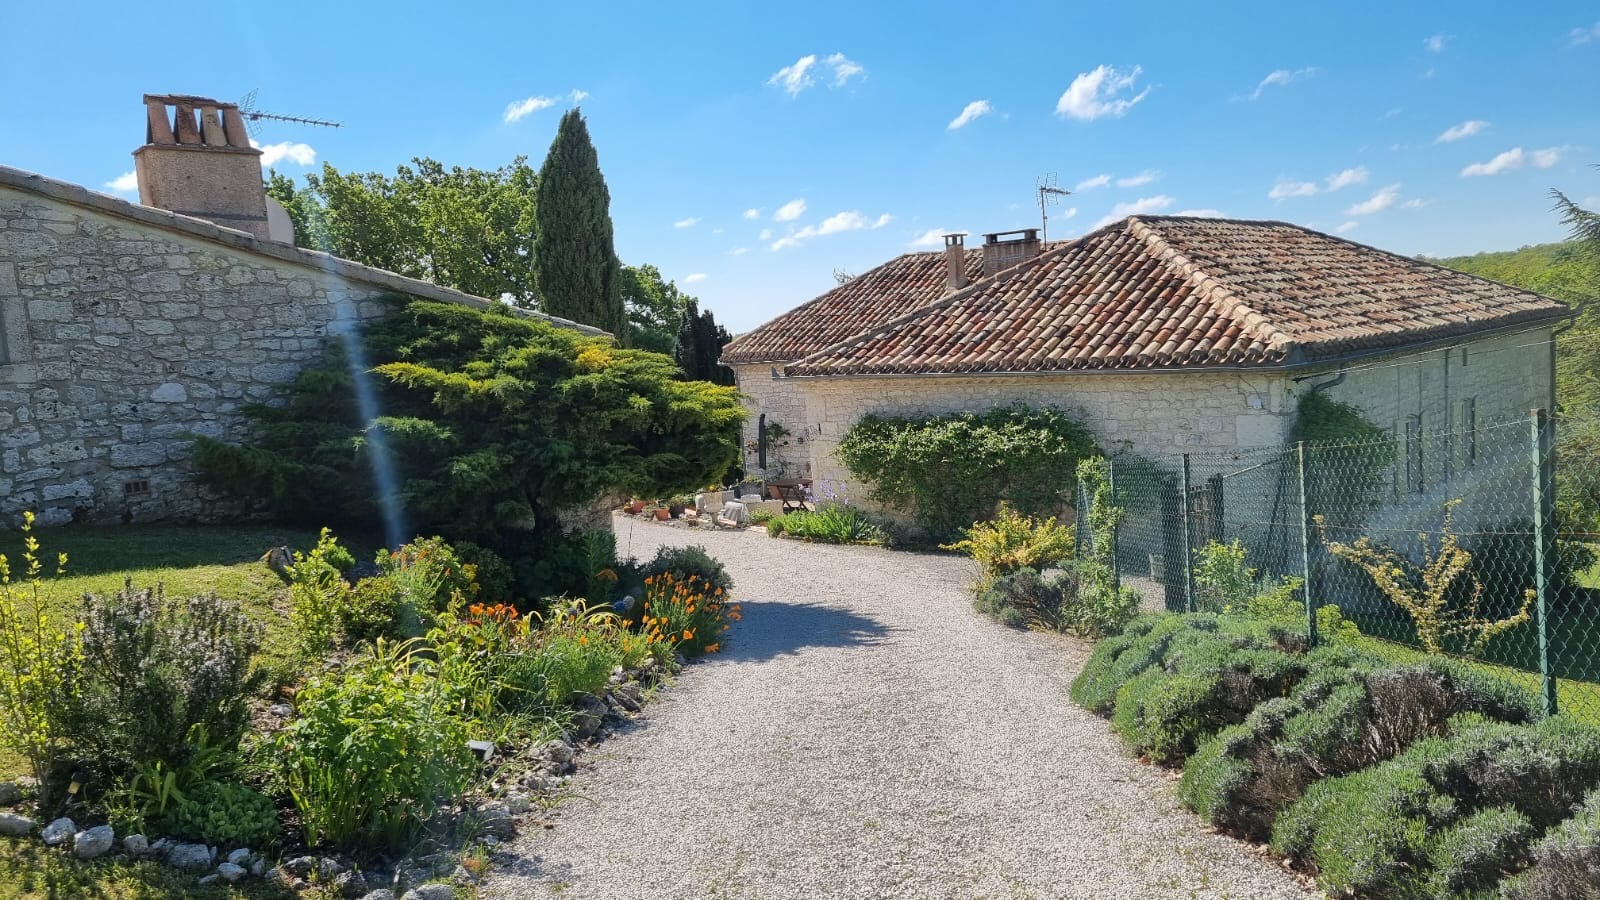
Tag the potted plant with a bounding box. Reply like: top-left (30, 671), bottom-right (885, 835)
top-left (667, 493), bottom-right (694, 518)
top-left (737, 477), bottom-right (764, 499)
top-left (623, 498), bottom-right (646, 515)
top-left (650, 505), bottom-right (671, 521)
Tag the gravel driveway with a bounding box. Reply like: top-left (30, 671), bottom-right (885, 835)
top-left (483, 517), bottom-right (1308, 900)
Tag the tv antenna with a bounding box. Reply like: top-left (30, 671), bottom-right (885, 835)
top-left (1036, 173), bottom-right (1072, 242)
top-left (236, 89), bottom-right (342, 130)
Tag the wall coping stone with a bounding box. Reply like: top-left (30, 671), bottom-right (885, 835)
top-left (0, 164), bottom-right (607, 337)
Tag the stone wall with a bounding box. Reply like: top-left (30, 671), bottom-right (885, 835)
top-left (0, 168), bottom-right (598, 526)
top-left (729, 362), bottom-right (812, 481)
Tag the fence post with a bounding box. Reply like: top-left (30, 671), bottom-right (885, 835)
top-left (1108, 458), bottom-right (1121, 591)
top-left (1531, 408), bottom-right (1558, 717)
top-left (1181, 453), bottom-right (1196, 613)
top-left (1297, 441), bottom-right (1318, 648)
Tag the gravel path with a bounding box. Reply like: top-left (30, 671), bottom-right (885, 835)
top-left (483, 517), bottom-right (1308, 900)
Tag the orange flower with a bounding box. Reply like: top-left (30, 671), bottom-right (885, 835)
top-left (683, 629), bottom-right (694, 640)
top-left (705, 643), bottom-right (720, 653)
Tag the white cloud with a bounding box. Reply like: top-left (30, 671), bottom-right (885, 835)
top-left (1345, 184), bottom-right (1403, 216)
top-left (569, 89), bottom-right (589, 103)
top-left (948, 99), bottom-right (993, 130)
top-left (759, 228), bottom-right (773, 240)
top-left (712, 227), bottom-right (724, 234)
top-left (1336, 220), bottom-right (1360, 234)
top-left (503, 96), bottom-right (558, 123)
top-left (768, 53), bottom-right (864, 95)
top-left (1401, 198), bottom-right (1430, 209)
top-left (1249, 67), bottom-right (1316, 100)
top-left (1382, 107), bottom-right (1404, 120)
top-left (104, 171), bottom-right (138, 193)
top-left (1326, 166), bottom-right (1369, 191)
top-left (728, 247), bottom-right (749, 256)
top-left (1094, 194), bottom-right (1174, 227)
top-left (1117, 170), bottom-right (1161, 188)
top-left (1075, 174), bottom-right (1112, 191)
top-left (768, 54), bottom-right (818, 96)
top-left (1424, 33), bottom-right (1448, 53)
top-left (683, 273), bottom-right (708, 284)
top-left (1460, 146), bottom-right (1566, 177)
top-left (1269, 179), bottom-right (1321, 200)
top-left (742, 208), bottom-right (760, 220)
top-left (1055, 65), bottom-right (1150, 120)
top-left (1569, 21), bottom-right (1600, 46)
top-left (773, 198), bottom-right (806, 222)
top-left (1436, 120), bottom-right (1489, 143)
top-left (673, 217), bottom-right (701, 229)
top-left (825, 53), bottom-right (865, 87)
top-left (1175, 208), bottom-right (1224, 218)
top-left (770, 210), bottom-right (892, 250)
top-left (909, 228), bottom-right (949, 248)
top-left (255, 141), bottom-right (316, 167)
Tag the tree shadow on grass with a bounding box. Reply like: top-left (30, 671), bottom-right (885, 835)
top-left (717, 599), bottom-right (894, 663)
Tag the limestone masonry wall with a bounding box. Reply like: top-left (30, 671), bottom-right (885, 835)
top-left (0, 172), bottom-right (594, 527)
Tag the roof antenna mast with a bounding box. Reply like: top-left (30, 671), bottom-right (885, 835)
top-left (236, 88), bottom-right (343, 130)
top-left (1036, 173), bottom-right (1071, 242)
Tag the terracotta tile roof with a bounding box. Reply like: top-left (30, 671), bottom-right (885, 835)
top-left (782, 216), bottom-right (1569, 377)
top-left (719, 248), bottom-right (985, 365)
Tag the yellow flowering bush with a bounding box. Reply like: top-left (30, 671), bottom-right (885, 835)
top-left (0, 512), bottom-right (82, 802)
top-left (637, 572), bottom-right (739, 657)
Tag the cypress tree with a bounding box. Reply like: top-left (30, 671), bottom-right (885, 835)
top-left (673, 299), bottom-right (735, 385)
top-left (533, 109), bottom-right (626, 337)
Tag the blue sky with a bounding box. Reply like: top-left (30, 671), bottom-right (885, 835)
top-left (2, 1), bottom-right (1598, 332)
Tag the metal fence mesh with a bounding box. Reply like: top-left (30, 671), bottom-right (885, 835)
top-left (1100, 409), bottom-right (1600, 721)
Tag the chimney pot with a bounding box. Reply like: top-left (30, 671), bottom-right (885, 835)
top-left (943, 233), bottom-right (968, 292)
top-left (981, 228), bottom-right (1042, 276)
top-left (133, 94), bottom-right (273, 241)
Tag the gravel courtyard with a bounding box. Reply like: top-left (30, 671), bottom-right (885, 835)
top-left (484, 517), bottom-right (1309, 900)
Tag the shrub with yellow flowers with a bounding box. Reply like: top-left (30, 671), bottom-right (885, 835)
top-left (637, 572), bottom-right (740, 658)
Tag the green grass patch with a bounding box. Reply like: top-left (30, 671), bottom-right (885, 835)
top-left (0, 839), bottom-right (309, 899)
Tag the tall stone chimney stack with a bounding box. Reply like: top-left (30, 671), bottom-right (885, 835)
top-left (943, 233), bottom-right (968, 293)
top-left (981, 228), bottom-right (1042, 276)
top-left (133, 95), bottom-right (271, 241)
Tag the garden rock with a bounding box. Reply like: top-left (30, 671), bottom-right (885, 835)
top-left (198, 874), bottom-right (221, 887)
top-left (268, 703), bottom-right (293, 717)
top-left (227, 847), bottom-right (252, 866)
top-left (334, 869), bottom-right (370, 897)
top-left (72, 825), bottom-right (114, 859)
top-left (505, 793), bottom-right (533, 814)
top-left (284, 855), bottom-right (319, 878)
top-left (540, 738), bottom-right (575, 766)
top-left (360, 892), bottom-right (397, 900)
top-left (0, 782), bottom-right (20, 806)
top-left (40, 817), bottom-right (75, 846)
top-left (570, 696), bottom-right (606, 740)
top-left (122, 834), bottom-right (148, 856)
top-left (402, 885), bottom-right (455, 900)
top-left (148, 837), bottom-right (172, 857)
top-left (217, 862), bottom-right (247, 883)
top-left (0, 812), bottom-right (35, 837)
top-left (478, 802), bottom-right (516, 839)
top-left (167, 842), bottom-right (215, 872)
top-left (613, 682), bottom-right (644, 712)
top-left (251, 858), bottom-right (268, 878)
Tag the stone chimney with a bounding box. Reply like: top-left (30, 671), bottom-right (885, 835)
top-left (943, 233), bottom-right (968, 292)
top-left (981, 228), bottom-right (1042, 276)
top-left (133, 94), bottom-right (272, 241)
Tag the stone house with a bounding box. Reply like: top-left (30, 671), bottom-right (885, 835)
top-left (721, 218), bottom-right (1568, 514)
top-left (0, 94), bottom-right (600, 526)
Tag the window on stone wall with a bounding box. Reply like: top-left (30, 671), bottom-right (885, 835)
top-left (1405, 414), bottom-right (1424, 494)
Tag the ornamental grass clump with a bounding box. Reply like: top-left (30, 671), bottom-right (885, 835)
top-left (638, 572), bottom-right (739, 658)
top-left (765, 504), bottom-right (884, 545)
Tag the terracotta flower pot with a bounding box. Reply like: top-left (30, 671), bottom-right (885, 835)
top-left (624, 500), bottom-right (646, 515)
top-left (652, 508), bottom-right (671, 521)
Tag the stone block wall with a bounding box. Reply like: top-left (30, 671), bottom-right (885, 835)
top-left (729, 363), bottom-right (812, 481)
top-left (0, 169), bottom-right (598, 527)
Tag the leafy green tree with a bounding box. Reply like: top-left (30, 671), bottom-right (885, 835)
top-left (192, 297), bottom-right (743, 595)
top-left (533, 109), bottom-right (625, 336)
top-left (673, 298), bottom-right (734, 385)
top-left (266, 158), bottom-right (540, 305)
top-left (622, 263), bottom-right (692, 353)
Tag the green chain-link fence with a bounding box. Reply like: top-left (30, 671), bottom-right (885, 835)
top-left (1099, 408), bottom-right (1600, 721)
